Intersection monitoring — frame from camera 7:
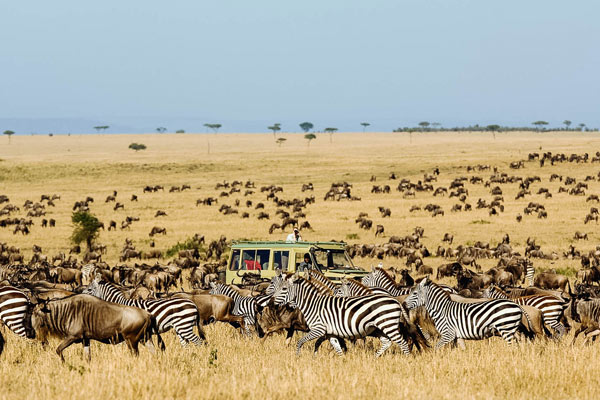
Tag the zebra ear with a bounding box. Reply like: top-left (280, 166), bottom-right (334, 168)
top-left (276, 268), bottom-right (282, 277)
top-left (292, 272), bottom-right (300, 281)
top-left (209, 281), bottom-right (217, 288)
top-left (420, 277), bottom-right (429, 287)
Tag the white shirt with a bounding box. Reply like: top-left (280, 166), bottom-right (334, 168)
top-left (286, 233), bottom-right (302, 242)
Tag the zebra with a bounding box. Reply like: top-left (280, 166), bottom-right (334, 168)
top-left (81, 264), bottom-right (97, 285)
top-left (404, 278), bottom-right (523, 349)
top-left (361, 267), bottom-right (412, 296)
top-left (209, 282), bottom-right (271, 336)
top-left (84, 277), bottom-right (203, 346)
top-left (0, 285), bottom-right (32, 355)
top-left (273, 273), bottom-right (411, 356)
top-left (483, 284), bottom-right (567, 337)
top-left (525, 262), bottom-right (535, 287)
top-left (266, 271), bottom-right (349, 351)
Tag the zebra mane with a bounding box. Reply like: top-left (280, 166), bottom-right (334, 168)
top-left (489, 284), bottom-right (509, 297)
top-left (374, 267), bottom-right (399, 287)
top-left (421, 279), bottom-right (450, 300)
top-left (345, 278), bottom-right (372, 293)
top-left (295, 275), bottom-right (333, 295)
top-left (308, 269), bottom-right (337, 289)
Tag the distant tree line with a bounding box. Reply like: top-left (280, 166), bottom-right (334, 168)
top-left (393, 120), bottom-right (596, 133)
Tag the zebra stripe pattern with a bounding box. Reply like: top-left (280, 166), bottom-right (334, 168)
top-left (483, 284), bottom-right (567, 337)
top-left (209, 282), bottom-right (269, 336)
top-left (84, 278), bottom-right (203, 346)
top-left (525, 263), bottom-right (535, 287)
top-left (361, 268), bottom-right (412, 296)
top-left (274, 274), bottom-right (410, 356)
top-left (0, 285), bottom-right (30, 338)
top-left (404, 279), bottom-right (522, 348)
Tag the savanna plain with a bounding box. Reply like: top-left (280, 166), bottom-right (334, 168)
top-left (1, 131), bottom-right (600, 400)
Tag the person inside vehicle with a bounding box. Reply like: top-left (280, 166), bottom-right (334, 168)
top-left (286, 227), bottom-right (302, 243)
top-left (297, 253), bottom-right (312, 272)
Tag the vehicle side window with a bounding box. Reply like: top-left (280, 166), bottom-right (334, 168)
top-left (295, 252), bottom-right (305, 271)
top-left (273, 251), bottom-right (289, 271)
top-left (256, 250), bottom-right (270, 270)
top-left (229, 250), bottom-right (240, 270)
top-left (241, 250), bottom-right (259, 270)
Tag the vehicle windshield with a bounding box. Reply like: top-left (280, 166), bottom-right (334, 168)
top-left (311, 248), bottom-right (360, 270)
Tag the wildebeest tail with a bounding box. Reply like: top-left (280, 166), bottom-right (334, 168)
top-left (195, 309), bottom-right (207, 342)
top-left (148, 316), bottom-right (166, 351)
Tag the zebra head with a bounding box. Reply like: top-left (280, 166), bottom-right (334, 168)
top-left (482, 284), bottom-right (495, 299)
top-left (404, 278), bottom-right (430, 310)
top-left (273, 274), bottom-right (299, 307)
top-left (334, 278), bottom-right (351, 297)
top-left (266, 269), bottom-right (285, 296)
top-left (83, 274), bottom-right (102, 297)
top-left (208, 281), bottom-right (223, 295)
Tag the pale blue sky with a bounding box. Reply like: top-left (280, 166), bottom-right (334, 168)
top-left (1, 0), bottom-right (598, 133)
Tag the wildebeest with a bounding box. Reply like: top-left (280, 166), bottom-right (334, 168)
top-left (149, 226), bottom-right (167, 237)
top-left (534, 272), bottom-right (571, 294)
top-left (29, 294), bottom-right (163, 362)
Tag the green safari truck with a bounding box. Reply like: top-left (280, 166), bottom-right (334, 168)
top-left (226, 241), bottom-right (367, 285)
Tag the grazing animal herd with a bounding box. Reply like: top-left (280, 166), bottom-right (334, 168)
top-left (3, 149), bottom-right (600, 361)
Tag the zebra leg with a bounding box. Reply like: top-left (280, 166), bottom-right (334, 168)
top-left (548, 321), bottom-right (566, 338)
top-left (243, 317), bottom-right (253, 336)
top-left (296, 327), bottom-right (326, 356)
top-left (436, 332), bottom-right (456, 349)
top-left (456, 338), bottom-right (466, 350)
top-left (498, 328), bottom-right (516, 344)
top-left (375, 336), bottom-right (392, 357)
top-left (174, 323), bottom-right (203, 346)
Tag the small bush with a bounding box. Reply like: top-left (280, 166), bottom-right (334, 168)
top-left (129, 143), bottom-right (147, 152)
top-left (346, 233), bottom-right (360, 240)
top-left (470, 219), bottom-right (491, 225)
top-left (164, 237), bottom-right (205, 258)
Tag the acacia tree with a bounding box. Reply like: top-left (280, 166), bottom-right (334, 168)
top-left (3, 130), bottom-right (14, 144)
top-left (71, 211), bottom-right (103, 251)
top-left (304, 133), bottom-right (316, 147)
top-left (276, 137), bottom-right (287, 147)
top-left (268, 123), bottom-right (281, 138)
top-left (418, 121), bottom-right (430, 131)
top-left (299, 122), bottom-right (314, 133)
top-left (204, 123), bottom-right (222, 133)
top-left (360, 122), bottom-right (370, 132)
top-left (431, 122), bottom-right (442, 130)
top-left (324, 127), bottom-right (338, 143)
top-left (532, 121), bottom-right (548, 131)
top-left (563, 120), bottom-right (572, 130)
top-left (156, 127), bottom-right (167, 133)
top-left (578, 123), bottom-right (586, 131)
top-left (486, 124), bottom-right (500, 140)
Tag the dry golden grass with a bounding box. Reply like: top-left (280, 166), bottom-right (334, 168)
top-left (1, 131), bottom-right (600, 399)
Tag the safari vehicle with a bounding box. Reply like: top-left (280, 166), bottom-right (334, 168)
top-left (226, 241), bottom-right (367, 285)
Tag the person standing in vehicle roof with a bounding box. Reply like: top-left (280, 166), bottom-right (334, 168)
top-left (286, 227), bottom-right (302, 243)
